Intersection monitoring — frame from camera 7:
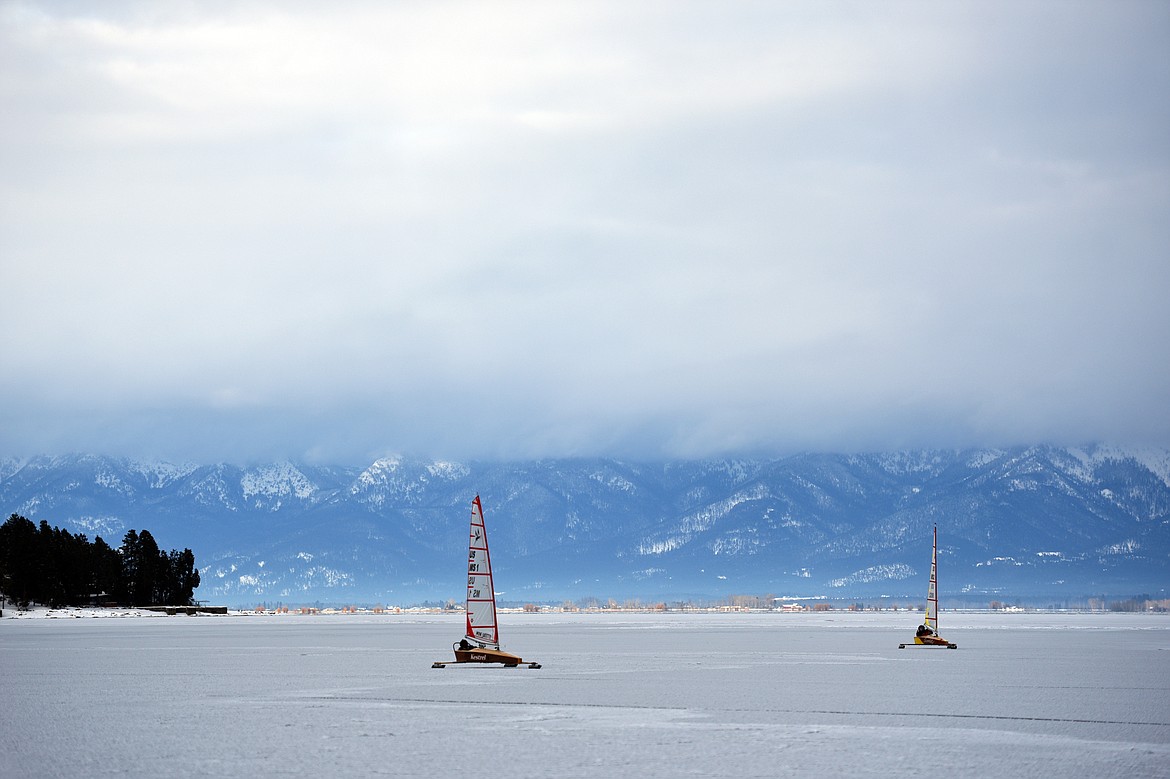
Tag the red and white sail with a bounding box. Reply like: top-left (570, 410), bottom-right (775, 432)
top-left (464, 495), bottom-right (500, 650)
top-left (924, 525), bottom-right (939, 634)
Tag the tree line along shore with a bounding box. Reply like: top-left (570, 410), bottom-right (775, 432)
top-left (0, 514), bottom-right (200, 609)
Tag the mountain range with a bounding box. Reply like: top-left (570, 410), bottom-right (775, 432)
top-left (2, 445), bottom-right (1167, 606)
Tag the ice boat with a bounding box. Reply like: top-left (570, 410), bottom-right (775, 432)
top-left (432, 495), bottom-right (541, 669)
top-left (899, 525), bottom-right (957, 649)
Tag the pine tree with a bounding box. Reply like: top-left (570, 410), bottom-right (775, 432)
top-left (0, 514), bottom-right (38, 606)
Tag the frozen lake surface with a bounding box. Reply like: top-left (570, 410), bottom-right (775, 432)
top-left (2, 611), bottom-right (1168, 777)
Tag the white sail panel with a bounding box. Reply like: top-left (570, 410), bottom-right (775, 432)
top-left (467, 596), bottom-right (497, 645)
top-left (464, 496), bottom-right (499, 649)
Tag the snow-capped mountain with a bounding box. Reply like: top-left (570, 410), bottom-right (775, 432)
top-left (1, 446), bottom-right (1167, 605)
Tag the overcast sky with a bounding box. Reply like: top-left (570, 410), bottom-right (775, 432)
top-left (1, 1), bottom-right (1168, 465)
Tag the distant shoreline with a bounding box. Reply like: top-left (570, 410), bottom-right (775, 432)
top-left (5, 604), bottom-right (1170, 620)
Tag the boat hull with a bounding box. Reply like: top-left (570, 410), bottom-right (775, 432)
top-left (455, 647), bottom-right (524, 665)
top-left (899, 636), bottom-right (957, 649)
top-left (432, 647), bottom-right (542, 668)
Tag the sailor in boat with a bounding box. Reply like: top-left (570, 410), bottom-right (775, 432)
top-left (458, 638), bottom-right (474, 651)
top-left (916, 624), bottom-right (935, 638)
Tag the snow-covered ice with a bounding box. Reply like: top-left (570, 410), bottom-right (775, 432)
top-left (1, 611), bottom-right (1167, 777)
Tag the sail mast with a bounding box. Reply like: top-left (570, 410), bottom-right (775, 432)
top-left (926, 524), bottom-right (939, 634)
top-left (465, 495), bottom-right (500, 649)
